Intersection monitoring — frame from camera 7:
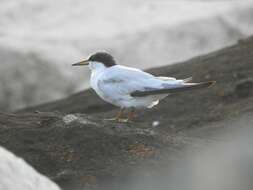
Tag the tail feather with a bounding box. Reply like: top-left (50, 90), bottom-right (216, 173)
top-left (131, 81), bottom-right (215, 97)
top-left (183, 77), bottom-right (193, 83)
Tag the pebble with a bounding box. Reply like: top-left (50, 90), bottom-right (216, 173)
top-left (152, 121), bottom-right (160, 127)
top-left (63, 114), bottom-right (78, 124)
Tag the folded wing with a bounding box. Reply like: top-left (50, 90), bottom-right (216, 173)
top-left (97, 65), bottom-right (164, 97)
top-left (131, 81), bottom-right (215, 97)
top-left (98, 65), bottom-right (215, 99)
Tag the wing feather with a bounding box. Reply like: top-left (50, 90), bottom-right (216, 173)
top-left (97, 65), bottom-right (164, 98)
top-left (97, 65), bottom-right (214, 99)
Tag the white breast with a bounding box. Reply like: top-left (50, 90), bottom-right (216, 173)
top-left (90, 70), bottom-right (125, 107)
top-left (90, 70), bottom-right (106, 100)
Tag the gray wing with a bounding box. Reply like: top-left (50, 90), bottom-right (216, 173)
top-left (131, 81), bottom-right (215, 97)
top-left (97, 65), bottom-right (166, 97)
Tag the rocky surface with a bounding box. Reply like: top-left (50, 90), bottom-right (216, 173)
top-left (1, 36), bottom-right (253, 190)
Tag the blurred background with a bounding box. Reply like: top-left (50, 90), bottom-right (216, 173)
top-left (1, 0), bottom-right (253, 111)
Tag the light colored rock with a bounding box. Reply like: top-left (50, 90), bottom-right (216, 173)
top-left (0, 147), bottom-right (60, 190)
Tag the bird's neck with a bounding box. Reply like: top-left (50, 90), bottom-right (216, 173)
top-left (89, 61), bottom-right (107, 72)
top-left (89, 61), bottom-right (108, 78)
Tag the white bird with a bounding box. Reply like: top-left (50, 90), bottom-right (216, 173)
top-left (72, 52), bottom-right (215, 122)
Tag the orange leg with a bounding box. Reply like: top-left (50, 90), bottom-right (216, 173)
top-left (105, 108), bottom-right (135, 123)
top-left (127, 107), bottom-right (135, 121)
top-left (115, 108), bottom-right (124, 120)
top-left (105, 108), bottom-right (125, 121)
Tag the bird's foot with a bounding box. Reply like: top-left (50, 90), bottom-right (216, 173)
top-left (118, 118), bottom-right (133, 123)
top-left (104, 118), bottom-right (132, 123)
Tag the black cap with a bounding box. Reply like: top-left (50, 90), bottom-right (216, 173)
top-left (88, 52), bottom-right (116, 67)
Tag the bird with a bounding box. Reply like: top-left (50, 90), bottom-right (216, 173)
top-left (72, 52), bottom-right (215, 122)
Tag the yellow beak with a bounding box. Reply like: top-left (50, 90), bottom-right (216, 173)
top-left (72, 59), bottom-right (89, 66)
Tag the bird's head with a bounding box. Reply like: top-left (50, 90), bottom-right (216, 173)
top-left (72, 52), bottom-right (116, 70)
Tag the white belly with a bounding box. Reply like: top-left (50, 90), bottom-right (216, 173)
top-left (119, 94), bottom-right (168, 108)
top-left (92, 80), bottom-right (166, 108)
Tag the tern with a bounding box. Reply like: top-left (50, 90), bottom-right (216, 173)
top-left (73, 52), bottom-right (215, 122)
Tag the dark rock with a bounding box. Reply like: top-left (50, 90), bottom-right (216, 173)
top-left (0, 112), bottom-right (167, 190)
top-left (235, 79), bottom-right (253, 98)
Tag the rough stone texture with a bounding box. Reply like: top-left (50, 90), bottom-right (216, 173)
top-left (1, 36), bottom-right (253, 190)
